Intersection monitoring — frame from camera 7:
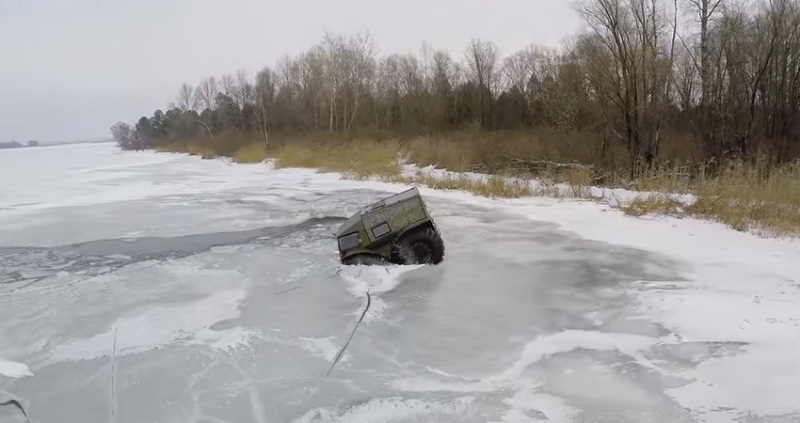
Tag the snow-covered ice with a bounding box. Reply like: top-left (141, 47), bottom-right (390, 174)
top-left (0, 359), bottom-right (32, 379)
top-left (0, 142), bottom-right (798, 423)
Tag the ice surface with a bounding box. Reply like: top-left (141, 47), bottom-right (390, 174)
top-left (1, 143), bottom-right (798, 423)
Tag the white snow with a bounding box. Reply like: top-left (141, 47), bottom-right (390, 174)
top-left (394, 330), bottom-right (660, 393)
top-left (492, 390), bottom-right (579, 423)
top-left (296, 337), bottom-right (342, 362)
top-left (53, 287), bottom-right (251, 361)
top-left (188, 326), bottom-right (259, 353)
top-left (668, 343), bottom-right (799, 417)
top-left (499, 330), bottom-right (662, 380)
top-left (292, 396), bottom-right (476, 423)
top-left (0, 359), bottom-right (32, 378)
top-left (338, 264), bottom-right (424, 322)
top-left (402, 162), bottom-right (697, 207)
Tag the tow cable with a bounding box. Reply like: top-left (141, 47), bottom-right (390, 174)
top-left (326, 288), bottom-right (372, 377)
top-left (0, 399), bottom-right (30, 423)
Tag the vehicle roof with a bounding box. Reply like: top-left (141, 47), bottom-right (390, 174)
top-left (361, 187), bottom-right (421, 215)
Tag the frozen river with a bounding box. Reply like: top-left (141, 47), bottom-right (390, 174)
top-left (1, 143), bottom-right (799, 423)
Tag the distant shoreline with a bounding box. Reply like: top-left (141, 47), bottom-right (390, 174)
top-left (0, 139), bottom-right (112, 150)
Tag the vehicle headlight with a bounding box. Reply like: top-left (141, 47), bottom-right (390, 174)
top-left (337, 233), bottom-right (360, 252)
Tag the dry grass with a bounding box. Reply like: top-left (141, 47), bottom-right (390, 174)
top-left (232, 143), bottom-right (267, 164)
top-left (410, 136), bottom-right (799, 236)
top-left (618, 159), bottom-right (800, 236)
top-left (272, 139), bottom-right (402, 180)
top-left (149, 132), bottom-right (800, 237)
top-left (632, 161), bottom-right (697, 193)
top-left (404, 129), bottom-right (609, 175)
top-left (688, 160), bottom-right (800, 236)
top-left (620, 194), bottom-right (686, 217)
top-left (405, 136), bottom-right (478, 172)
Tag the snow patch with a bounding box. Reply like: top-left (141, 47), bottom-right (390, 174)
top-left (0, 359), bottom-right (32, 378)
top-left (338, 264), bottom-right (422, 296)
top-left (636, 286), bottom-right (799, 345)
top-left (666, 343), bottom-right (800, 417)
top-left (402, 162), bottom-right (696, 208)
top-left (498, 330), bottom-right (658, 381)
top-left (297, 337), bottom-right (342, 362)
top-left (392, 330), bottom-right (670, 420)
top-left (393, 330), bottom-right (660, 394)
top-left (491, 389), bottom-right (579, 423)
top-left (187, 326), bottom-right (259, 352)
top-left (292, 396), bottom-right (475, 423)
top-left (52, 288), bottom-right (248, 361)
top-left (338, 264), bottom-right (423, 322)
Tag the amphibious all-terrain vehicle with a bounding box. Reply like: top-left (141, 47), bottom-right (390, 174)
top-left (336, 188), bottom-right (445, 265)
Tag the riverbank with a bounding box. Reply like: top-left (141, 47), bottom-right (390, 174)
top-left (152, 133), bottom-right (800, 238)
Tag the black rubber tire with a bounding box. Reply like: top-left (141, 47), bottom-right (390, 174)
top-left (342, 253), bottom-right (388, 266)
top-left (392, 227), bottom-right (446, 265)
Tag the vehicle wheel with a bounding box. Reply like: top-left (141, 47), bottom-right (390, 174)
top-left (392, 227), bottom-right (445, 265)
top-left (342, 253), bottom-right (388, 266)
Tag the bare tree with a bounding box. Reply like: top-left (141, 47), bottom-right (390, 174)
top-left (503, 46), bottom-right (546, 124)
top-left (430, 50), bottom-right (459, 128)
top-left (684, 0), bottom-right (725, 157)
top-left (376, 54), bottom-right (402, 128)
top-left (503, 48), bottom-right (534, 96)
top-left (674, 40), bottom-right (697, 112)
top-left (176, 83), bottom-right (196, 111)
top-left (254, 67), bottom-right (276, 148)
top-left (576, 0), bottom-right (676, 169)
top-left (322, 33), bottom-right (346, 132)
top-left (124, 15), bottom-right (800, 172)
top-left (344, 32), bottom-right (377, 132)
top-left (759, 0), bottom-right (800, 156)
top-left (321, 31), bottom-right (376, 133)
top-left (235, 69), bottom-right (254, 108)
top-left (298, 47), bottom-right (328, 130)
top-left (465, 39), bottom-right (501, 127)
top-left (110, 122), bottom-right (138, 150)
top-left (221, 74), bottom-right (237, 99)
top-left (195, 77), bottom-right (218, 110)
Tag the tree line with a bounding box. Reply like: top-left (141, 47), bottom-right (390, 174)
top-left (113, 0), bottom-right (800, 174)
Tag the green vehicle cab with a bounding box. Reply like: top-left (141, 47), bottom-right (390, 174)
top-left (336, 187), bottom-right (446, 265)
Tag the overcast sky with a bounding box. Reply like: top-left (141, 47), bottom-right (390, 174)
top-left (0, 0), bottom-right (581, 143)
